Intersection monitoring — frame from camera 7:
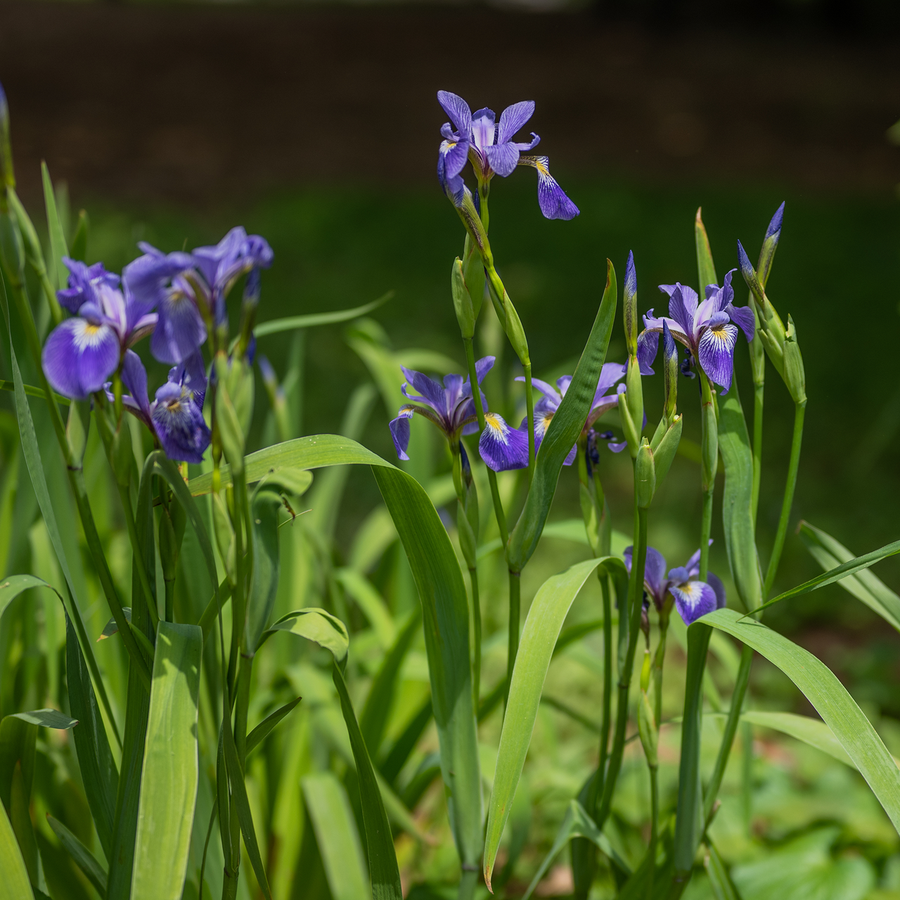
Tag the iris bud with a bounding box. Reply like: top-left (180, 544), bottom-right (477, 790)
top-left (783, 315), bottom-right (807, 407)
top-left (757, 202), bottom-right (784, 286)
top-left (624, 251), bottom-right (638, 357)
top-left (0, 83), bottom-right (13, 192)
top-left (621, 357), bottom-right (644, 457)
top-left (638, 687), bottom-right (659, 768)
top-left (662, 320), bottom-right (678, 423)
top-left (635, 437), bottom-right (656, 509)
top-left (650, 414), bottom-right (682, 489)
top-left (451, 257), bottom-right (476, 339)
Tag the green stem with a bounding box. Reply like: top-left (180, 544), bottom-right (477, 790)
top-left (505, 569), bottom-right (521, 707)
top-left (763, 402), bottom-right (806, 597)
top-left (751, 381), bottom-right (764, 531)
top-left (595, 502), bottom-right (647, 828)
top-left (119, 482), bottom-right (160, 630)
top-left (653, 615), bottom-right (669, 727)
top-left (462, 336), bottom-right (508, 545)
top-left (599, 575), bottom-right (613, 786)
top-left (523, 360), bottom-right (535, 481)
top-left (702, 644), bottom-right (753, 826)
top-left (647, 762), bottom-right (659, 900)
top-left (470, 567), bottom-right (481, 705)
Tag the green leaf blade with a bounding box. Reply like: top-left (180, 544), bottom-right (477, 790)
top-left (131, 622), bottom-right (202, 900)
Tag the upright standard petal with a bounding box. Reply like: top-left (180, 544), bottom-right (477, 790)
top-left (437, 91), bottom-right (473, 137)
top-left (495, 101), bottom-right (535, 145)
top-left (120, 349), bottom-right (152, 422)
top-left (518, 156), bottom-right (579, 220)
top-left (479, 412), bottom-right (529, 471)
top-left (57, 259), bottom-right (120, 314)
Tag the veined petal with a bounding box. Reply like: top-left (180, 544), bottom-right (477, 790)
top-left (594, 361), bottom-right (627, 399)
top-left (150, 291), bottom-right (207, 365)
top-left (471, 108), bottom-right (496, 153)
top-left (668, 579), bottom-right (718, 626)
top-left (439, 137), bottom-right (470, 180)
top-left (727, 302), bottom-right (756, 342)
top-left (485, 142), bottom-right (520, 178)
top-left (698, 322), bottom-right (738, 393)
top-left (437, 147), bottom-right (466, 206)
top-left (518, 156), bottom-right (579, 220)
top-left (642, 546), bottom-right (669, 602)
top-left (42, 318), bottom-right (119, 400)
top-left (152, 382), bottom-right (211, 464)
top-left (120, 349), bottom-right (151, 422)
top-left (473, 355), bottom-right (495, 385)
top-left (479, 412), bottom-right (529, 471)
top-left (401, 366), bottom-right (446, 413)
top-left (437, 91), bottom-right (472, 137)
top-left (496, 100), bottom-right (535, 144)
top-left (637, 329), bottom-right (659, 375)
top-left (667, 284), bottom-right (698, 336)
top-left (389, 407), bottom-right (415, 461)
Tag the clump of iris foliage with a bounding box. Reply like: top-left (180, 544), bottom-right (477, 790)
top-left (0, 77), bottom-right (899, 900)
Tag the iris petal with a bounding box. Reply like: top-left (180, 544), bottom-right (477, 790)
top-left (437, 91), bottom-right (472, 136)
top-left (42, 318), bottom-right (119, 400)
top-left (479, 412), bottom-right (529, 471)
top-left (669, 579), bottom-right (718, 626)
top-left (698, 322), bottom-right (738, 393)
top-left (496, 100), bottom-right (535, 144)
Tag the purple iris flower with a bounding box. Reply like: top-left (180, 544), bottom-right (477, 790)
top-left (624, 543), bottom-right (726, 626)
top-left (636, 270), bottom-right (755, 394)
top-left (42, 262), bottom-right (158, 400)
top-left (123, 226), bottom-right (273, 366)
top-left (437, 90), bottom-right (579, 221)
top-left (116, 350), bottom-right (210, 464)
top-left (478, 411), bottom-right (530, 472)
top-left (389, 357), bottom-right (494, 461)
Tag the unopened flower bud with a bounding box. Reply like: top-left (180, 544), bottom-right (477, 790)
top-left (638, 688), bottom-right (659, 768)
top-left (0, 83), bottom-right (13, 193)
top-left (757, 202), bottom-right (784, 285)
top-left (635, 437), bottom-right (656, 509)
top-left (783, 315), bottom-right (807, 407)
top-left (451, 257), bottom-right (476, 339)
top-left (650, 414), bottom-right (682, 489)
top-left (621, 357), bottom-right (644, 457)
top-left (624, 251), bottom-right (638, 356)
top-left (662, 320), bottom-right (678, 422)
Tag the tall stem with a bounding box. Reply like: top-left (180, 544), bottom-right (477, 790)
top-left (763, 402), bottom-right (806, 596)
top-left (595, 502), bottom-right (647, 828)
top-left (462, 336), bottom-right (508, 545)
top-left (523, 360), bottom-right (535, 481)
top-left (647, 763), bottom-right (660, 900)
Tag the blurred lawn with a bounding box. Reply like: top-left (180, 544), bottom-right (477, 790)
top-left (81, 171), bottom-right (900, 679)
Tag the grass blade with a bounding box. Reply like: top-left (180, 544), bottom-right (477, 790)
top-left (799, 520), bottom-right (900, 632)
top-left (0, 800), bottom-right (33, 900)
top-left (705, 608), bottom-right (900, 834)
top-left (254, 291), bottom-right (392, 337)
top-left (131, 622), bottom-right (202, 900)
top-left (246, 696), bottom-right (302, 758)
top-left (484, 557), bottom-right (622, 889)
top-left (302, 771), bottom-right (371, 900)
top-left (46, 815), bottom-right (107, 897)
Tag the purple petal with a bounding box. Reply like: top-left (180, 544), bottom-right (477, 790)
top-left (121, 349), bottom-right (151, 421)
top-left (471, 108), bottom-right (496, 153)
top-left (765, 202), bottom-right (785, 243)
top-left (473, 356), bottom-right (495, 385)
top-left (437, 147), bottom-right (466, 206)
top-left (401, 366), bottom-right (446, 413)
top-left (669, 579), bottom-right (718, 626)
top-left (42, 318), bottom-right (120, 400)
top-left (737, 241), bottom-right (756, 284)
top-left (479, 413), bottom-right (530, 471)
top-left (595, 362), bottom-right (627, 398)
top-left (518, 156), bottom-right (579, 220)
top-left (439, 137), bottom-right (470, 180)
top-left (643, 547), bottom-right (668, 599)
top-left (496, 100), bottom-right (535, 144)
top-left (123, 248), bottom-right (195, 310)
top-left (667, 284), bottom-right (698, 337)
top-left (727, 303), bottom-right (756, 342)
top-left (150, 292), bottom-right (207, 366)
top-left (437, 91), bottom-right (472, 137)
top-left (485, 142), bottom-right (520, 178)
top-left (698, 323), bottom-right (738, 393)
top-left (389, 408), bottom-right (414, 461)
top-left (57, 259), bottom-right (121, 314)
top-left (707, 571), bottom-right (727, 610)
top-left (624, 252), bottom-right (637, 304)
top-left (637, 330), bottom-right (659, 375)
top-left (152, 383), bottom-right (211, 464)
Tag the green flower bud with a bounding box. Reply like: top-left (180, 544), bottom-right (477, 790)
top-left (635, 437), bottom-right (656, 510)
top-left (650, 414), bottom-right (683, 489)
top-left (451, 257), bottom-right (476, 339)
top-left (621, 357), bottom-right (644, 457)
top-left (783, 315), bottom-right (807, 407)
top-left (638, 687), bottom-right (659, 768)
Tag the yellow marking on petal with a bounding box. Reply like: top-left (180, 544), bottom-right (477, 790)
top-left (484, 413), bottom-right (508, 442)
top-left (677, 582), bottom-right (703, 602)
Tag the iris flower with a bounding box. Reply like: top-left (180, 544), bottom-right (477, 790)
top-left (116, 350), bottom-right (211, 464)
top-left (42, 260), bottom-right (158, 400)
top-left (637, 270), bottom-right (755, 393)
top-left (389, 357), bottom-right (494, 461)
top-left (124, 226), bottom-right (273, 365)
top-left (624, 543), bottom-right (726, 626)
top-left (436, 90), bottom-right (579, 220)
